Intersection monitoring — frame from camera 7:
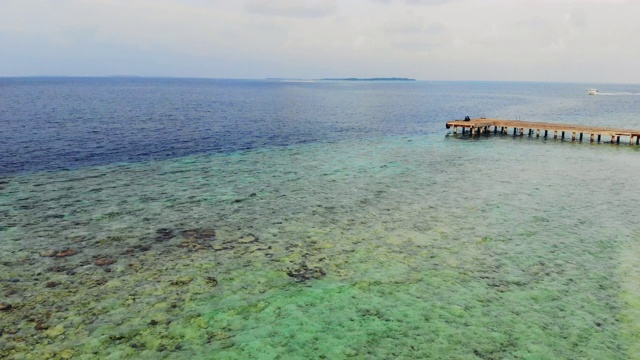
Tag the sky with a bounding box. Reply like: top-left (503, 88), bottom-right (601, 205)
top-left (1, 0), bottom-right (639, 82)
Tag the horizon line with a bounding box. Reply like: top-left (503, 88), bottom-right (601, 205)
top-left (0, 75), bottom-right (634, 85)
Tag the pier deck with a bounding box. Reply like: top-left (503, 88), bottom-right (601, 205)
top-left (446, 118), bottom-right (640, 145)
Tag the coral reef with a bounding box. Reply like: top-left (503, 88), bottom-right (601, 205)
top-left (1, 136), bottom-right (638, 359)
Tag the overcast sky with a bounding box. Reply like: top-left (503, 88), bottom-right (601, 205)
top-left (1, 0), bottom-right (639, 82)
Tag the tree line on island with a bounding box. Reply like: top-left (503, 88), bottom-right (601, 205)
top-left (320, 77), bottom-right (416, 81)
top-left (266, 77), bottom-right (416, 81)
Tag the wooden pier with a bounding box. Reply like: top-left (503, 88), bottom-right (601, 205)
top-left (446, 118), bottom-right (640, 145)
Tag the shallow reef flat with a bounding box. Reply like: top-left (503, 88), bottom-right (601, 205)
top-left (1, 135), bottom-right (640, 359)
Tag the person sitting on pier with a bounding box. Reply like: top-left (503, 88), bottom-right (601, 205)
top-left (464, 116), bottom-right (470, 121)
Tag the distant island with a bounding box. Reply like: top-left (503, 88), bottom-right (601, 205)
top-left (266, 78), bottom-right (305, 81)
top-left (319, 77), bottom-right (416, 81)
top-left (265, 77), bottom-right (416, 82)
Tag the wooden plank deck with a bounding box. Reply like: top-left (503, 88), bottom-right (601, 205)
top-left (445, 118), bottom-right (640, 144)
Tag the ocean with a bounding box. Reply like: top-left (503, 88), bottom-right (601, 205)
top-left (1, 78), bottom-right (640, 359)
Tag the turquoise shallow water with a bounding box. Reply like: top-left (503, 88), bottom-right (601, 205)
top-left (2, 132), bottom-right (640, 359)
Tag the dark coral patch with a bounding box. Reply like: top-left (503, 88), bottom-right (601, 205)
top-left (155, 228), bottom-right (175, 242)
top-left (205, 277), bottom-right (218, 287)
top-left (286, 263), bottom-right (326, 282)
top-left (181, 228), bottom-right (216, 240)
top-left (178, 228), bottom-right (217, 251)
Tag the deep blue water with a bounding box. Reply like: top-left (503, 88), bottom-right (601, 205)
top-left (1, 77), bottom-right (640, 175)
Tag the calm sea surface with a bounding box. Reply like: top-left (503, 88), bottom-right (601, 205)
top-left (1, 78), bottom-right (640, 359)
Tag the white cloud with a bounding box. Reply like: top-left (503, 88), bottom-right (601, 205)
top-left (245, 0), bottom-right (338, 18)
top-left (405, 0), bottom-right (456, 5)
top-left (565, 9), bottom-right (587, 27)
top-left (1, 0), bottom-right (640, 82)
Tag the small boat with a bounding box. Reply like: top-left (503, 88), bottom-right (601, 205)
top-left (588, 89), bottom-right (598, 95)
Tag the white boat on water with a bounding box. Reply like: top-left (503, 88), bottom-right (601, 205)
top-left (588, 89), bottom-right (598, 95)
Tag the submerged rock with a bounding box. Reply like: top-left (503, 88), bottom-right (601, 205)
top-left (95, 258), bottom-right (115, 266)
top-left (208, 331), bottom-right (232, 342)
top-left (97, 236), bottom-right (126, 245)
top-left (248, 245), bottom-right (271, 253)
top-left (237, 234), bottom-right (258, 244)
top-left (44, 324), bottom-right (65, 338)
top-left (181, 228), bottom-right (216, 240)
top-left (178, 240), bottom-right (210, 251)
top-left (69, 235), bottom-right (87, 243)
top-left (48, 265), bottom-right (73, 273)
top-left (178, 228), bottom-right (217, 251)
top-left (155, 228), bottom-right (175, 242)
top-left (170, 276), bottom-right (193, 286)
top-left (212, 244), bottom-right (234, 251)
top-left (58, 349), bottom-right (74, 359)
top-left (55, 249), bottom-right (77, 258)
top-left (133, 244), bottom-right (152, 252)
top-left (343, 348), bottom-right (359, 357)
top-left (205, 277), bottom-right (218, 287)
top-left (192, 317), bottom-right (208, 329)
top-left (39, 250), bottom-right (57, 257)
top-left (286, 263), bottom-right (326, 282)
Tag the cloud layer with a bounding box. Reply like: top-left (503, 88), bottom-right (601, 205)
top-left (246, 0), bottom-right (338, 17)
top-left (1, 0), bottom-right (639, 82)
